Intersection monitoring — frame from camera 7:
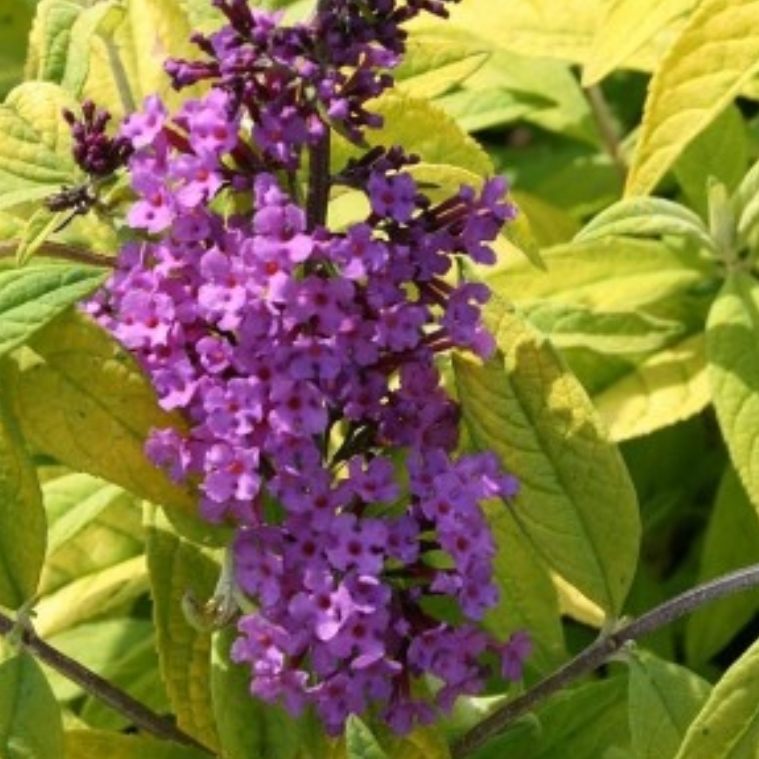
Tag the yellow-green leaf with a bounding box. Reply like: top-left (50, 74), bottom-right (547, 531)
top-left (346, 717), bottom-right (389, 759)
top-left (147, 513), bottom-right (221, 751)
top-left (686, 468), bottom-right (759, 664)
top-left (0, 262), bottom-right (107, 359)
top-left (582, 0), bottom-right (697, 86)
top-left (625, 0), bottom-right (759, 197)
top-left (673, 635), bottom-right (759, 759)
top-left (0, 653), bottom-right (64, 759)
top-left (64, 730), bottom-right (210, 759)
top-left (0, 395), bottom-right (46, 609)
top-left (453, 303), bottom-right (640, 616)
top-left (593, 333), bottom-right (710, 441)
top-left (6, 309), bottom-right (196, 515)
top-left (628, 651), bottom-right (711, 759)
top-left (706, 272), bottom-right (759, 509)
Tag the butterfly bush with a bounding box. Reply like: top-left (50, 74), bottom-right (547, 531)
top-left (82, 0), bottom-right (531, 735)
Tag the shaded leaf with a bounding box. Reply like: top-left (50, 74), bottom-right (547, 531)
top-left (453, 302), bottom-right (640, 616)
top-left (0, 652), bottom-right (64, 759)
top-left (625, 0), bottom-right (759, 196)
top-left (0, 394), bottom-right (46, 609)
top-left (686, 467), bottom-right (759, 664)
top-left (628, 651), bottom-right (711, 759)
top-left (147, 512), bottom-right (221, 750)
top-left (706, 272), bottom-right (759, 509)
top-left (346, 717), bottom-right (389, 759)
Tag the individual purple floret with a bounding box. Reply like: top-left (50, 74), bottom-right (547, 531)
top-left (88, 0), bottom-right (530, 736)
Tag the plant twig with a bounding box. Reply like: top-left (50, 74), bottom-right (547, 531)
top-left (585, 83), bottom-right (627, 183)
top-left (0, 240), bottom-right (115, 268)
top-left (452, 563), bottom-right (759, 758)
top-left (0, 610), bottom-right (215, 755)
top-left (306, 131), bottom-right (332, 230)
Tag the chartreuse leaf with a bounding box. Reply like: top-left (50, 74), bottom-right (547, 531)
top-left (0, 262), bottom-right (107, 358)
top-left (64, 730), bottom-right (210, 759)
top-left (395, 26), bottom-right (489, 99)
top-left (147, 510), bottom-right (221, 751)
top-left (582, 0), bottom-right (696, 86)
top-left (593, 333), bottom-right (710, 442)
top-left (628, 651), bottom-right (711, 759)
top-left (733, 156), bottom-right (759, 253)
top-left (0, 652), bottom-right (64, 759)
top-left (25, 1), bottom-right (88, 84)
top-left (706, 272), bottom-right (759, 509)
top-left (0, 81), bottom-right (80, 207)
top-left (346, 717), bottom-right (389, 759)
top-left (686, 468), bottom-right (759, 664)
top-left (673, 634), bottom-right (759, 759)
top-left (212, 627), bottom-right (302, 759)
top-left (0, 393), bottom-right (46, 610)
top-left (625, 0), bottom-right (759, 197)
top-left (452, 301), bottom-right (640, 616)
top-left (574, 197), bottom-right (717, 254)
top-left (333, 93), bottom-right (492, 177)
top-left (5, 309), bottom-right (196, 515)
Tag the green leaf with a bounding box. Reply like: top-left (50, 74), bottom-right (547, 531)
top-left (5, 309), bottom-right (197, 515)
top-left (625, 0), bottom-right (759, 196)
top-left (0, 0), bottom-right (37, 99)
top-left (523, 302), bottom-right (685, 355)
top-left (333, 93), bottom-right (492, 177)
top-left (25, 0), bottom-right (87, 84)
top-left (0, 81), bottom-right (79, 200)
top-left (733, 156), bottom-right (759, 252)
top-left (582, 0), bottom-right (696, 86)
top-left (395, 27), bottom-right (489, 100)
top-left (212, 627), bottom-right (302, 759)
top-left (0, 393), bottom-right (46, 609)
top-left (484, 506), bottom-right (566, 673)
top-left (147, 512), bottom-right (221, 751)
top-left (64, 730), bottom-right (210, 759)
top-left (14, 208), bottom-right (69, 265)
top-left (34, 554), bottom-right (148, 637)
top-left (574, 197), bottom-right (717, 254)
top-left (706, 272), bottom-right (759, 509)
top-left (346, 717), bottom-right (389, 759)
top-left (0, 652), bottom-right (65, 759)
top-left (673, 635), bottom-right (759, 759)
top-left (673, 105), bottom-right (748, 219)
top-left (593, 333), bottom-right (710, 441)
top-left (628, 651), bottom-right (711, 759)
top-left (452, 302), bottom-right (640, 616)
top-left (0, 262), bottom-right (107, 359)
top-left (686, 467), bottom-right (759, 664)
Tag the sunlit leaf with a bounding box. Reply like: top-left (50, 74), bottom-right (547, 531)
top-left (673, 635), bottom-right (759, 759)
top-left (6, 309), bottom-right (196, 515)
top-left (64, 730), bottom-right (210, 759)
top-left (0, 653), bottom-right (64, 759)
top-left (593, 333), bottom-right (710, 441)
top-left (453, 302), bottom-right (640, 616)
top-left (625, 0), bottom-right (759, 196)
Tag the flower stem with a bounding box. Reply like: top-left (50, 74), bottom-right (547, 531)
top-left (0, 240), bottom-right (114, 267)
top-left (585, 83), bottom-right (627, 183)
top-left (452, 562), bottom-right (759, 758)
top-left (306, 131), bottom-right (332, 230)
top-left (0, 610), bottom-right (215, 755)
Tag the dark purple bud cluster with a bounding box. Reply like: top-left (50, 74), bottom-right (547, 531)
top-left (88, 0), bottom-right (530, 735)
top-left (165, 0), bottom-right (455, 167)
top-left (63, 100), bottom-right (133, 177)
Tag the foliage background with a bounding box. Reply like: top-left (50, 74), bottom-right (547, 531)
top-left (1, 0), bottom-right (759, 758)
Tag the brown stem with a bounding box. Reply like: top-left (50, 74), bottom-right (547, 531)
top-left (0, 610), bottom-right (215, 755)
top-left (452, 563), bottom-right (759, 758)
top-left (0, 240), bottom-right (115, 268)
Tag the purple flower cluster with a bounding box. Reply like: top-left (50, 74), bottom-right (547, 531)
top-left (88, 0), bottom-right (530, 735)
